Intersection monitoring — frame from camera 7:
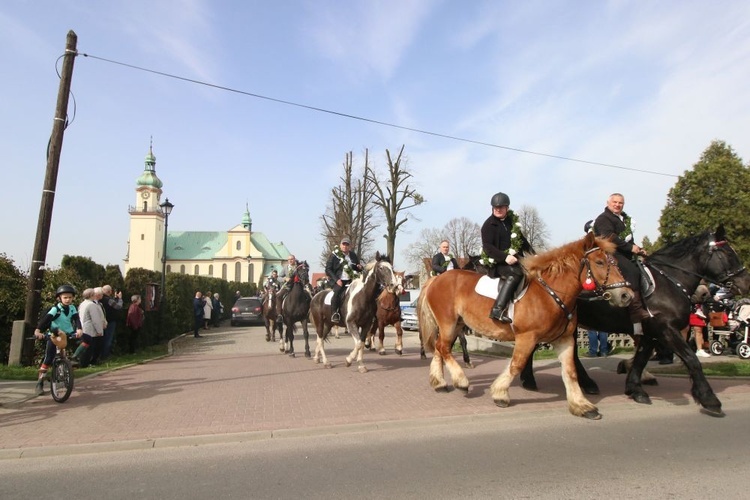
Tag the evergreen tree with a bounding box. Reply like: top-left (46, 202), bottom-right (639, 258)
top-left (658, 140), bottom-right (750, 263)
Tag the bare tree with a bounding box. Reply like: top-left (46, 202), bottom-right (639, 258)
top-left (365, 145), bottom-right (424, 267)
top-left (516, 204), bottom-right (550, 252)
top-left (319, 150), bottom-right (378, 266)
top-left (403, 217), bottom-right (481, 273)
top-left (444, 217), bottom-right (482, 258)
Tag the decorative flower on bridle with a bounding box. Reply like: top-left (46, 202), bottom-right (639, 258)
top-left (333, 246), bottom-right (361, 280)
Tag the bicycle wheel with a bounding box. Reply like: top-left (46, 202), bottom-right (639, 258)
top-left (50, 358), bottom-right (74, 403)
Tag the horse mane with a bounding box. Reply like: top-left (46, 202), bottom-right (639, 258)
top-left (650, 231), bottom-right (709, 261)
top-left (522, 235), bottom-right (616, 279)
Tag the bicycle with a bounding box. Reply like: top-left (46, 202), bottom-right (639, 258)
top-left (29, 330), bottom-right (76, 403)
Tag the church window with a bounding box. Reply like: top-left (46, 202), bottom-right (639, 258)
top-left (236, 241), bottom-right (241, 251)
top-left (180, 265), bottom-right (185, 274)
top-left (222, 264), bottom-right (227, 279)
top-left (194, 264), bottom-right (199, 275)
top-left (166, 265), bottom-right (171, 273)
top-left (141, 234), bottom-right (144, 240)
top-left (208, 265), bottom-right (213, 276)
top-left (248, 263), bottom-right (254, 282)
top-left (142, 201), bottom-right (148, 211)
top-left (235, 262), bottom-right (241, 281)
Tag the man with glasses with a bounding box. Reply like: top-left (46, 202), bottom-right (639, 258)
top-left (326, 237), bottom-right (363, 323)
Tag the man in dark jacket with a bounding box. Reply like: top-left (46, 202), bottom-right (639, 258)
top-left (481, 192), bottom-right (533, 323)
top-left (431, 240), bottom-right (459, 276)
top-left (325, 236), bottom-right (363, 323)
top-left (593, 192), bottom-right (650, 335)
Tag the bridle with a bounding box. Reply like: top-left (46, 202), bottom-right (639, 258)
top-left (648, 236), bottom-right (746, 292)
top-left (578, 247), bottom-right (629, 299)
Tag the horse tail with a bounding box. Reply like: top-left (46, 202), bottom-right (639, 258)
top-left (418, 290), bottom-right (439, 353)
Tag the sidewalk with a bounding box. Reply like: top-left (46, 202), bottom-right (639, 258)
top-left (1, 325), bottom-right (748, 459)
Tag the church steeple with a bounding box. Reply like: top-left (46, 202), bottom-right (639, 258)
top-left (136, 138), bottom-right (163, 189)
top-left (242, 203), bottom-right (252, 231)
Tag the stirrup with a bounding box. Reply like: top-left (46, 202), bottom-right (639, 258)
top-left (490, 308), bottom-right (512, 323)
top-left (331, 312), bottom-right (340, 323)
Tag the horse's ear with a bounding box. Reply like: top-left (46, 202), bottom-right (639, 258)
top-left (716, 224), bottom-right (727, 242)
top-left (583, 230), bottom-right (596, 250)
top-left (375, 251), bottom-right (381, 261)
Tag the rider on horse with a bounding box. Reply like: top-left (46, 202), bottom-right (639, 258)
top-left (276, 255), bottom-right (299, 322)
top-left (264, 269), bottom-right (281, 295)
top-left (482, 192), bottom-right (534, 323)
top-left (592, 192), bottom-right (651, 335)
top-left (326, 236), bottom-right (363, 323)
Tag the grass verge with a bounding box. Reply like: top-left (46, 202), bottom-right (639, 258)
top-left (0, 344), bottom-right (170, 381)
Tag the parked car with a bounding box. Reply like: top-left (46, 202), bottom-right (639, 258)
top-left (231, 297), bottom-right (264, 326)
top-left (399, 288), bottom-right (421, 331)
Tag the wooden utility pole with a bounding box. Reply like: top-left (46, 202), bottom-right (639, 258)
top-left (20, 30), bottom-right (78, 365)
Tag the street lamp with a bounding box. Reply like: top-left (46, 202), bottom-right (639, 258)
top-left (159, 198), bottom-right (174, 305)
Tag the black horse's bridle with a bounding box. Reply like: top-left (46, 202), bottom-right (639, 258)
top-left (648, 237), bottom-right (746, 292)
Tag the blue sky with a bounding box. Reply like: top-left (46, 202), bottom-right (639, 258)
top-left (3, 0), bottom-right (750, 275)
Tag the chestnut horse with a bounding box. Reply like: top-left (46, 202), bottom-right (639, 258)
top-left (419, 232), bottom-right (633, 419)
top-left (309, 252), bottom-right (397, 371)
top-left (366, 274), bottom-right (405, 355)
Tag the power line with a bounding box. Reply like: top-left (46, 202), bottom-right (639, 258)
top-left (79, 51), bottom-right (677, 178)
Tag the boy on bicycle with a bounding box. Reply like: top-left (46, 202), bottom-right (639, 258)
top-left (33, 284), bottom-right (83, 395)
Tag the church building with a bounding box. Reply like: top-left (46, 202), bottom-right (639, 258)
top-left (123, 145), bottom-right (290, 284)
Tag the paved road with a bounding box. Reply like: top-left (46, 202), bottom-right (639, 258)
top-left (1, 324), bottom-right (749, 459)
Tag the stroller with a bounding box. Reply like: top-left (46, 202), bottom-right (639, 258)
top-left (710, 298), bottom-right (750, 359)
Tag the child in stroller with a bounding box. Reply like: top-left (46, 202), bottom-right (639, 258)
top-left (710, 298), bottom-right (750, 359)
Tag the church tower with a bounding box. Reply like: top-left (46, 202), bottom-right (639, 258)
top-left (124, 142), bottom-right (165, 273)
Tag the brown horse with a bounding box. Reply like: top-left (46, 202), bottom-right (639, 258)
top-left (309, 252), bottom-right (397, 371)
top-left (261, 289), bottom-right (283, 343)
top-left (366, 274), bottom-right (405, 355)
top-left (419, 232), bottom-right (633, 419)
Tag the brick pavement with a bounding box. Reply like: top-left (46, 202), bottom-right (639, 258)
top-left (1, 324), bottom-right (749, 457)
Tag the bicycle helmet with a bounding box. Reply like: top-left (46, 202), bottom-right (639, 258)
top-left (55, 284), bottom-right (77, 298)
top-left (490, 192), bottom-right (510, 207)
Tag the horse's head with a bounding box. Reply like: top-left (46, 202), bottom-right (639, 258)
top-left (581, 232), bottom-right (634, 307)
top-left (293, 261), bottom-right (310, 286)
top-left (703, 224), bottom-right (750, 294)
top-left (366, 251), bottom-right (397, 292)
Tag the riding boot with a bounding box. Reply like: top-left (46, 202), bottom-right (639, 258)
top-left (629, 290), bottom-right (649, 336)
top-left (276, 288), bottom-right (287, 323)
top-left (489, 276), bottom-right (517, 323)
top-left (330, 293), bottom-right (341, 323)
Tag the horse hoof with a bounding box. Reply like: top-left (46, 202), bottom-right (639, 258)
top-left (493, 399), bottom-right (510, 408)
top-left (616, 361), bottom-right (628, 374)
top-left (378, 351), bottom-right (386, 356)
top-left (288, 353), bottom-right (296, 358)
top-left (396, 349), bottom-right (403, 356)
top-left (345, 359), bottom-right (352, 367)
top-left (313, 358), bottom-right (320, 364)
top-left (456, 384), bottom-right (470, 393)
top-left (582, 410), bottom-right (602, 420)
top-left (433, 384), bottom-right (448, 392)
top-left (700, 406), bottom-right (725, 418)
top-left (642, 378), bottom-right (659, 386)
top-left (358, 366), bottom-right (368, 374)
top-left (265, 336), bottom-right (270, 342)
top-left (630, 393), bottom-right (652, 405)
top-left (324, 363), bottom-right (332, 369)
top-left (420, 353), bottom-right (427, 360)
top-left (465, 362), bottom-right (474, 369)
top-left (522, 381), bottom-right (539, 392)
top-left (305, 352), bottom-right (311, 359)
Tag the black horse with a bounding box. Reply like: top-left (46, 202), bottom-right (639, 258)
top-left (281, 261), bottom-right (313, 358)
top-left (520, 225), bottom-right (750, 416)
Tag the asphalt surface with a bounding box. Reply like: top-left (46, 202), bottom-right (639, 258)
top-left (2, 324), bottom-right (749, 459)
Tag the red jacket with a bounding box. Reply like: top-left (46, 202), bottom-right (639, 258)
top-left (126, 303), bottom-right (144, 330)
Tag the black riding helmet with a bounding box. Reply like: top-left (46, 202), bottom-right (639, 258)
top-left (55, 284), bottom-right (77, 298)
top-left (491, 192), bottom-right (510, 207)
top-left (583, 220), bottom-right (594, 233)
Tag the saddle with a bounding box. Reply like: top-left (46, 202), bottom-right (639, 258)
top-left (635, 258), bottom-right (656, 298)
